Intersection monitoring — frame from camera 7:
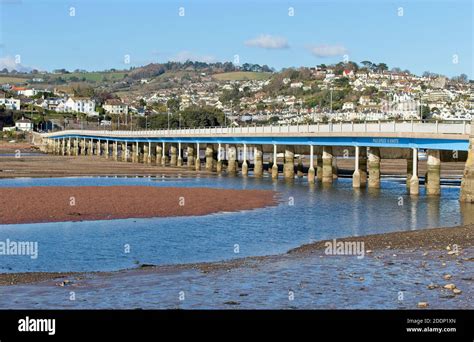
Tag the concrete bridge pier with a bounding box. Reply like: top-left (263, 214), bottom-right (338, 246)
top-left (143, 143), bottom-right (149, 164)
top-left (254, 145), bottom-right (263, 177)
top-left (131, 142), bottom-right (137, 163)
top-left (359, 147), bottom-right (367, 186)
top-left (170, 144), bottom-right (178, 166)
top-left (138, 142), bottom-right (144, 163)
top-left (43, 138), bottom-right (48, 153)
top-left (161, 142), bottom-right (168, 167)
top-left (297, 155), bottom-right (304, 178)
top-left (426, 150), bottom-right (441, 196)
top-left (368, 147), bottom-right (381, 189)
top-left (271, 144), bottom-right (278, 179)
top-left (148, 142), bottom-right (154, 164)
top-left (284, 145), bottom-right (295, 180)
top-left (177, 142), bottom-right (183, 166)
top-left (187, 145), bottom-right (194, 168)
top-left (60, 139), bottom-right (65, 156)
top-left (104, 140), bottom-right (109, 159)
top-left (73, 139), bottom-right (79, 156)
top-left (156, 144), bottom-right (162, 166)
top-left (242, 144), bottom-right (249, 176)
top-left (88, 139), bottom-right (94, 156)
top-left (205, 144), bottom-right (214, 171)
top-left (308, 145), bottom-right (315, 183)
top-left (410, 148), bottom-right (419, 195)
top-left (195, 143), bottom-right (201, 171)
top-left (406, 150), bottom-right (413, 189)
top-left (113, 141), bottom-right (118, 161)
top-left (353, 146), bottom-right (362, 188)
top-left (216, 143), bottom-right (223, 173)
top-left (460, 128), bottom-right (474, 202)
top-left (81, 139), bottom-right (86, 156)
top-left (120, 141), bottom-right (128, 162)
top-left (322, 146), bottom-right (334, 184)
top-left (316, 153), bottom-right (323, 181)
top-left (67, 138), bottom-right (71, 156)
top-left (96, 140), bottom-right (101, 156)
top-left (227, 145), bottom-right (237, 175)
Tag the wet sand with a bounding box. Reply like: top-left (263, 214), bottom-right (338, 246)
top-left (0, 186), bottom-right (277, 225)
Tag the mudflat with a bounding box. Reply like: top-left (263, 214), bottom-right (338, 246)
top-left (0, 186), bottom-right (277, 225)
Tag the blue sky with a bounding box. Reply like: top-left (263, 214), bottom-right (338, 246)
top-left (0, 0), bottom-right (472, 77)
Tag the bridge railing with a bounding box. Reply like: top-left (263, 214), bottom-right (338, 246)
top-left (42, 120), bottom-right (471, 138)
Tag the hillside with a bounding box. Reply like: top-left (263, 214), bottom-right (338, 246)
top-left (212, 71), bottom-right (272, 81)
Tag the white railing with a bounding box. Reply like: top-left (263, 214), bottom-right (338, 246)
top-left (42, 120), bottom-right (472, 138)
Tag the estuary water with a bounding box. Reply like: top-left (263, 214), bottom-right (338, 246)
top-left (0, 175), bottom-right (468, 273)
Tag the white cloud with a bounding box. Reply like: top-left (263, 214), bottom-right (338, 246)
top-left (245, 34), bottom-right (289, 50)
top-left (0, 56), bottom-right (32, 72)
top-left (309, 45), bottom-right (348, 57)
top-left (170, 51), bottom-right (216, 63)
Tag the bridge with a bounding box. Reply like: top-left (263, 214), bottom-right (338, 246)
top-left (39, 120), bottom-right (474, 202)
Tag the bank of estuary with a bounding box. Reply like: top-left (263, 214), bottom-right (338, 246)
top-left (0, 224), bottom-right (472, 309)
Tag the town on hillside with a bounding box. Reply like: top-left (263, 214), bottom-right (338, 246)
top-left (0, 60), bottom-right (472, 139)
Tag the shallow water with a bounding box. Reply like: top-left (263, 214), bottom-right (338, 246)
top-left (0, 174), bottom-right (468, 273)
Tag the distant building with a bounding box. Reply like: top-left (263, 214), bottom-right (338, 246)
top-left (0, 94), bottom-right (21, 110)
top-left (290, 82), bottom-right (304, 88)
top-left (15, 117), bottom-right (33, 132)
top-left (40, 98), bottom-right (65, 111)
top-left (15, 87), bottom-right (39, 97)
top-left (342, 102), bottom-right (355, 110)
top-left (103, 99), bottom-right (129, 115)
top-left (342, 69), bottom-right (354, 78)
top-left (64, 97), bottom-right (96, 115)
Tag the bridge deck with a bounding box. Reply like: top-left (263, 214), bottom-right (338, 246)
top-left (43, 121), bottom-right (471, 151)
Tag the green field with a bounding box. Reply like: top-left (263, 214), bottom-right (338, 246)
top-left (52, 71), bottom-right (127, 82)
top-left (212, 71), bottom-right (272, 81)
top-left (0, 76), bottom-right (29, 84)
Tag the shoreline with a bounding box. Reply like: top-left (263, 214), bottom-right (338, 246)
top-left (1, 223), bottom-right (472, 286)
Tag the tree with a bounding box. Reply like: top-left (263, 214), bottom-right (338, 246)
top-left (166, 97), bottom-right (180, 113)
top-left (452, 73), bottom-right (469, 83)
top-left (360, 61), bottom-right (374, 70)
top-left (421, 105), bottom-right (431, 119)
top-left (375, 63), bottom-right (388, 73)
top-left (180, 105), bottom-right (225, 127)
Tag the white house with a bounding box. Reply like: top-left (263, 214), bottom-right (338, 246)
top-left (342, 102), bottom-right (355, 110)
top-left (40, 98), bottom-right (66, 111)
top-left (103, 99), bottom-right (129, 115)
top-left (290, 82), bottom-right (304, 88)
top-left (64, 97), bottom-right (96, 115)
top-left (0, 96), bottom-right (21, 110)
top-left (15, 117), bottom-right (33, 132)
top-left (16, 88), bottom-right (39, 97)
